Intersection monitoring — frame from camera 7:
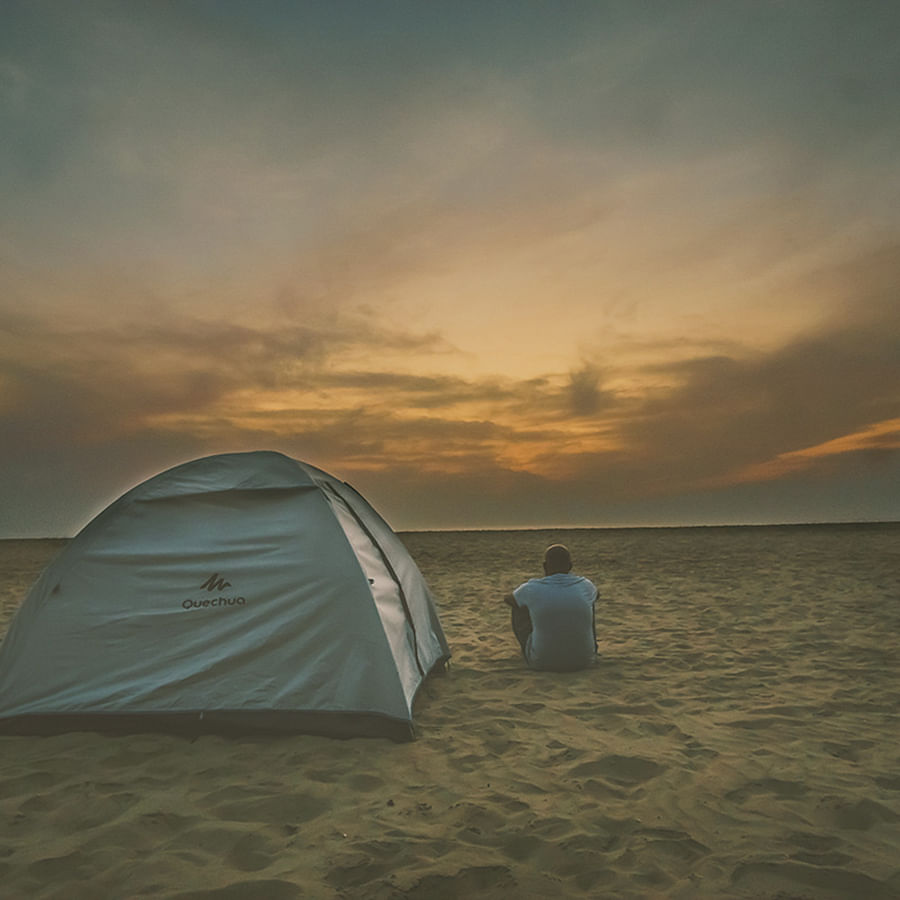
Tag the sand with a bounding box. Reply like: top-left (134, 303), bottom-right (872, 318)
top-left (1, 528), bottom-right (899, 899)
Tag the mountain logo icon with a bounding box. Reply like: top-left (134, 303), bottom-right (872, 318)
top-left (200, 573), bottom-right (232, 592)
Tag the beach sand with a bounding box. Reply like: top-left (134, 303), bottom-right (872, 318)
top-left (1, 528), bottom-right (899, 899)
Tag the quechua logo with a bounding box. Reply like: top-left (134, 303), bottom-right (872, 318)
top-left (201, 573), bottom-right (231, 592)
top-left (182, 573), bottom-right (247, 611)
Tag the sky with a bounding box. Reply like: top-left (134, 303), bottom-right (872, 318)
top-left (1, 1), bottom-right (899, 537)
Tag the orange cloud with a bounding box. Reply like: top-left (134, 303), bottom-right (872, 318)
top-left (730, 418), bottom-right (900, 484)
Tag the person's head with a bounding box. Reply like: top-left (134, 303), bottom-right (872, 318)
top-left (543, 543), bottom-right (572, 575)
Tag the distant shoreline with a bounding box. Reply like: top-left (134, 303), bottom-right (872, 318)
top-left (402, 520), bottom-right (900, 535)
top-left (3, 520), bottom-right (898, 542)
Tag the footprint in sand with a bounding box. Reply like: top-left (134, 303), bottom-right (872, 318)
top-left (679, 739), bottom-right (719, 762)
top-left (484, 790), bottom-right (530, 814)
top-left (511, 702), bottom-right (544, 713)
top-left (198, 786), bottom-right (330, 825)
top-left (139, 810), bottom-right (197, 833)
top-left (0, 771), bottom-right (57, 799)
top-left (225, 831), bottom-right (279, 873)
top-left (48, 789), bottom-right (140, 830)
top-left (569, 754), bottom-right (666, 786)
top-left (449, 800), bottom-right (508, 844)
top-left (345, 773), bottom-right (384, 792)
top-left (784, 830), bottom-right (842, 854)
top-left (823, 739), bottom-right (876, 762)
top-left (731, 861), bottom-right (897, 900)
top-left (580, 778), bottom-right (627, 800)
top-left (638, 828), bottom-right (710, 866)
top-left (502, 832), bottom-right (543, 861)
top-left (725, 778), bottom-right (809, 803)
top-left (168, 880), bottom-right (303, 900)
top-left (402, 865), bottom-right (517, 898)
top-left (824, 797), bottom-right (900, 831)
top-left (27, 850), bottom-right (92, 881)
top-left (325, 856), bottom-right (395, 890)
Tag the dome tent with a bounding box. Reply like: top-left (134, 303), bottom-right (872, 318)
top-left (0, 451), bottom-right (450, 740)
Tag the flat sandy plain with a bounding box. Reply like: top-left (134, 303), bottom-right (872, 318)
top-left (1, 526), bottom-right (899, 899)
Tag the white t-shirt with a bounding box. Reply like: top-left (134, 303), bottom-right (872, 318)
top-left (513, 573), bottom-right (597, 671)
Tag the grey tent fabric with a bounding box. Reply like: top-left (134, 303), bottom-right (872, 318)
top-left (0, 452), bottom-right (450, 740)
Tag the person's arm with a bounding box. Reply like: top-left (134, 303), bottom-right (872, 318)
top-left (503, 592), bottom-right (518, 608)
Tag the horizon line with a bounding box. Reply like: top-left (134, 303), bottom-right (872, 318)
top-left (4, 518), bottom-right (898, 541)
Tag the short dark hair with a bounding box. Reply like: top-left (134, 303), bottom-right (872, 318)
top-left (543, 544), bottom-right (572, 574)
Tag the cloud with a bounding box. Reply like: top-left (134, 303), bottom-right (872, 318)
top-left (567, 364), bottom-right (615, 417)
top-left (560, 243), bottom-right (900, 493)
top-left (732, 419), bottom-right (900, 484)
top-left (0, 292), bottom-right (446, 457)
top-left (3, 238), bottom-right (899, 535)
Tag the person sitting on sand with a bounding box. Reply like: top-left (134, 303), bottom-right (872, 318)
top-left (504, 544), bottom-right (597, 671)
